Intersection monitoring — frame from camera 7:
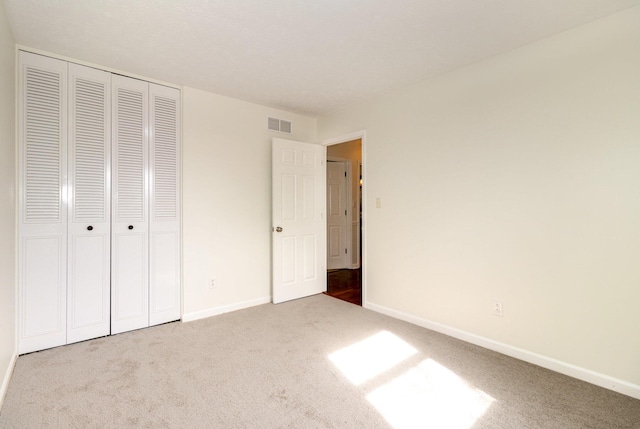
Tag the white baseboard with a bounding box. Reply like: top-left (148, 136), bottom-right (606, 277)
top-left (0, 349), bottom-right (18, 408)
top-left (364, 301), bottom-right (640, 400)
top-left (182, 296), bottom-right (271, 323)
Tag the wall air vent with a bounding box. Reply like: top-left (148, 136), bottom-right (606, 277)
top-left (267, 116), bottom-right (292, 134)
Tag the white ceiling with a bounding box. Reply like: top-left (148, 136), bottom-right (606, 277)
top-left (4, 0), bottom-right (639, 115)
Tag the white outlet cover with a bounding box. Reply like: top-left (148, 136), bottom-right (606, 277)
top-left (492, 301), bottom-right (503, 317)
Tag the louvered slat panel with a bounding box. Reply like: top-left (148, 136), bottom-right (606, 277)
top-left (24, 66), bottom-right (62, 222)
top-left (152, 95), bottom-right (177, 219)
top-left (116, 88), bottom-right (145, 221)
top-left (73, 78), bottom-right (107, 220)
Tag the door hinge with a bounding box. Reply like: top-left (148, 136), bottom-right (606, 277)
top-left (345, 210), bottom-right (347, 216)
top-left (345, 249), bottom-right (347, 254)
top-left (345, 171), bottom-right (347, 177)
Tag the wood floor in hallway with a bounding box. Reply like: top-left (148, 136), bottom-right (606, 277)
top-left (325, 268), bottom-right (361, 306)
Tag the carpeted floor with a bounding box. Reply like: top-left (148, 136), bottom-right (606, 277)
top-left (1, 294), bottom-right (639, 428)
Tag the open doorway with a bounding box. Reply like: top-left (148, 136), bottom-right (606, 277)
top-left (324, 138), bottom-right (362, 305)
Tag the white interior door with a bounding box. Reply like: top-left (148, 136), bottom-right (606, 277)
top-left (272, 138), bottom-right (326, 304)
top-left (111, 75), bottom-right (149, 334)
top-left (67, 63), bottom-right (111, 344)
top-left (327, 161), bottom-right (348, 269)
top-left (18, 52), bottom-right (68, 354)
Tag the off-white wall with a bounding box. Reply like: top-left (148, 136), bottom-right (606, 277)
top-left (319, 8), bottom-right (640, 390)
top-left (182, 87), bottom-right (317, 319)
top-left (0, 2), bottom-right (16, 402)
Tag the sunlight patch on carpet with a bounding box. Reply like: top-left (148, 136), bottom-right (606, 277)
top-left (366, 358), bottom-right (495, 429)
top-left (328, 331), bottom-right (417, 385)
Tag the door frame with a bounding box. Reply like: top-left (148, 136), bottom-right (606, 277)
top-left (322, 130), bottom-right (367, 307)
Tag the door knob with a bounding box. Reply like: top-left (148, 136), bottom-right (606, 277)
top-left (86, 225), bottom-right (93, 231)
top-left (128, 225), bottom-right (134, 230)
top-left (275, 226), bottom-right (283, 232)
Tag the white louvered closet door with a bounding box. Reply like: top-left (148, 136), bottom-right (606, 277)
top-left (67, 64), bottom-right (111, 344)
top-left (149, 84), bottom-right (181, 326)
top-left (18, 52), bottom-right (68, 354)
top-left (111, 75), bottom-right (150, 335)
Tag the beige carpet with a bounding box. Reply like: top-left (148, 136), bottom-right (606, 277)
top-left (1, 294), bottom-right (639, 428)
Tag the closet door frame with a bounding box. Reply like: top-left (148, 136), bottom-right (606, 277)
top-left (18, 50), bottom-right (183, 353)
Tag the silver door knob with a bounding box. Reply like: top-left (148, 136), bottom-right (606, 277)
top-left (275, 226), bottom-right (283, 232)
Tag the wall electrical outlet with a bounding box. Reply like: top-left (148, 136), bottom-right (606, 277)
top-left (210, 279), bottom-right (217, 289)
top-left (492, 300), bottom-right (504, 317)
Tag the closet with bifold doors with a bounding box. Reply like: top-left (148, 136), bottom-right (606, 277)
top-left (18, 51), bottom-right (181, 354)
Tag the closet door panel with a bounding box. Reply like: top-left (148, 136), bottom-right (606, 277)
top-left (149, 84), bottom-right (181, 326)
top-left (113, 233), bottom-right (147, 321)
top-left (111, 75), bottom-right (149, 334)
top-left (18, 52), bottom-right (68, 354)
top-left (20, 236), bottom-right (66, 353)
top-left (149, 231), bottom-right (179, 323)
top-left (67, 64), bottom-right (111, 344)
top-left (68, 235), bottom-right (108, 331)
